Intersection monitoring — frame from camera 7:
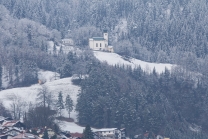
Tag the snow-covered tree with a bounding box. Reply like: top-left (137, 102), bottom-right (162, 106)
top-left (65, 94), bottom-right (73, 118)
top-left (56, 91), bottom-right (64, 116)
top-left (0, 64), bottom-right (2, 88)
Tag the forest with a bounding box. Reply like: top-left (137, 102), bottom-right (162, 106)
top-left (1, 0), bottom-right (208, 138)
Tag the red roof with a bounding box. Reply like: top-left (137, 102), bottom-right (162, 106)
top-left (2, 121), bottom-right (18, 127)
top-left (70, 133), bottom-right (83, 138)
top-left (11, 133), bottom-right (26, 139)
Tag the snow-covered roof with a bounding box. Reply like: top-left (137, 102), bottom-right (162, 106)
top-left (11, 133), bottom-right (41, 139)
top-left (94, 128), bottom-right (117, 132)
top-left (108, 45), bottom-right (113, 48)
top-left (3, 127), bottom-right (22, 133)
top-left (2, 121), bottom-right (18, 127)
top-left (92, 37), bottom-right (105, 41)
top-left (62, 38), bottom-right (73, 41)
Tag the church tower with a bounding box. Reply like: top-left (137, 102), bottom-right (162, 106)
top-left (103, 29), bottom-right (108, 48)
top-left (103, 29), bottom-right (108, 41)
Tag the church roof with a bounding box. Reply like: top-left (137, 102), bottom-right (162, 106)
top-left (92, 37), bottom-right (105, 41)
top-left (103, 29), bottom-right (107, 33)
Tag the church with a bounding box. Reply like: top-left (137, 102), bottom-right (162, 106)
top-left (89, 30), bottom-right (114, 52)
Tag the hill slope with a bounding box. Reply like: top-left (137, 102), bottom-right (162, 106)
top-left (93, 51), bottom-right (175, 73)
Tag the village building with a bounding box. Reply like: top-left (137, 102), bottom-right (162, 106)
top-left (11, 132), bottom-right (41, 139)
top-left (1, 121), bottom-right (25, 131)
top-left (0, 117), bottom-right (13, 125)
top-left (62, 39), bottom-right (74, 46)
top-left (93, 128), bottom-right (125, 139)
top-left (89, 30), bottom-right (114, 53)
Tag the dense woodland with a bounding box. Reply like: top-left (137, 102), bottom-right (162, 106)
top-left (1, 0), bottom-right (208, 139)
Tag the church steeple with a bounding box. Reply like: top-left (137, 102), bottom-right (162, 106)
top-left (103, 29), bottom-right (108, 41)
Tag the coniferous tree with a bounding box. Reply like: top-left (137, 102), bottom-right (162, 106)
top-left (60, 62), bottom-right (72, 78)
top-left (82, 125), bottom-right (94, 139)
top-left (56, 91), bottom-right (64, 116)
top-left (43, 129), bottom-right (49, 139)
top-left (53, 43), bottom-right (56, 56)
top-left (0, 64), bottom-right (2, 88)
top-left (65, 94), bottom-right (73, 118)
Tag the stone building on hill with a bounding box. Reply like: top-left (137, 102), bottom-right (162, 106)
top-left (89, 30), bottom-right (114, 52)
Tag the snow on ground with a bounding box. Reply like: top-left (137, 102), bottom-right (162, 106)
top-left (0, 76), bottom-right (80, 122)
top-left (58, 120), bottom-right (117, 133)
top-left (94, 51), bottom-right (175, 74)
top-left (38, 70), bottom-right (60, 82)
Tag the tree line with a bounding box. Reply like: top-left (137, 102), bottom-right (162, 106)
top-left (1, 0), bottom-right (208, 65)
top-left (76, 61), bottom-right (208, 139)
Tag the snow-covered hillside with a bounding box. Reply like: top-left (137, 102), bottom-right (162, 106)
top-left (0, 51), bottom-right (176, 133)
top-left (94, 51), bottom-right (175, 74)
top-left (0, 74), bottom-right (80, 122)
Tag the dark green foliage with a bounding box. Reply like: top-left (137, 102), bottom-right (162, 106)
top-left (59, 63), bottom-right (72, 78)
top-left (19, 60), bottom-right (38, 86)
top-left (51, 135), bottom-right (57, 139)
top-left (65, 95), bottom-right (73, 118)
top-left (67, 52), bottom-right (77, 64)
top-left (24, 106), bottom-right (56, 129)
top-left (76, 62), bottom-right (208, 138)
top-left (82, 125), bottom-right (94, 139)
top-left (0, 102), bottom-right (11, 117)
top-left (52, 124), bottom-right (60, 134)
top-left (43, 129), bottom-right (49, 139)
top-left (56, 92), bottom-right (64, 116)
top-left (31, 129), bottom-right (38, 135)
top-left (2, 0), bottom-right (208, 64)
top-left (0, 64), bottom-right (2, 88)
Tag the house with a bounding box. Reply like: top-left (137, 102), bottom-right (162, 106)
top-left (11, 132), bottom-right (41, 139)
top-left (62, 39), bottom-right (74, 46)
top-left (47, 128), bottom-right (55, 138)
top-left (2, 128), bottom-right (22, 137)
top-left (2, 121), bottom-right (25, 131)
top-left (0, 117), bottom-right (13, 125)
top-left (70, 133), bottom-right (82, 139)
top-left (59, 131), bottom-right (71, 138)
top-left (89, 30), bottom-right (114, 53)
top-left (93, 128), bottom-right (125, 139)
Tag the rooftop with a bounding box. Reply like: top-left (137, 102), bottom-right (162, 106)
top-left (94, 128), bottom-right (117, 132)
top-left (2, 121), bottom-right (18, 127)
top-left (92, 37), bottom-right (105, 41)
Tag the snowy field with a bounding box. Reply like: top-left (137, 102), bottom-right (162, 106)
top-left (0, 51), bottom-right (176, 133)
top-left (58, 120), bottom-right (117, 133)
top-left (0, 72), bottom-right (80, 122)
top-left (94, 51), bottom-right (175, 74)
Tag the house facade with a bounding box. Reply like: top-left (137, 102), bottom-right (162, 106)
top-left (94, 128), bottom-right (125, 139)
top-left (62, 39), bottom-right (74, 46)
top-left (89, 30), bottom-right (114, 53)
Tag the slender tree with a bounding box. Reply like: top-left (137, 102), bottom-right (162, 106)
top-left (65, 94), bottom-right (73, 118)
top-left (0, 64), bottom-right (2, 88)
top-left (56, 91), bottom-right (64, 116)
